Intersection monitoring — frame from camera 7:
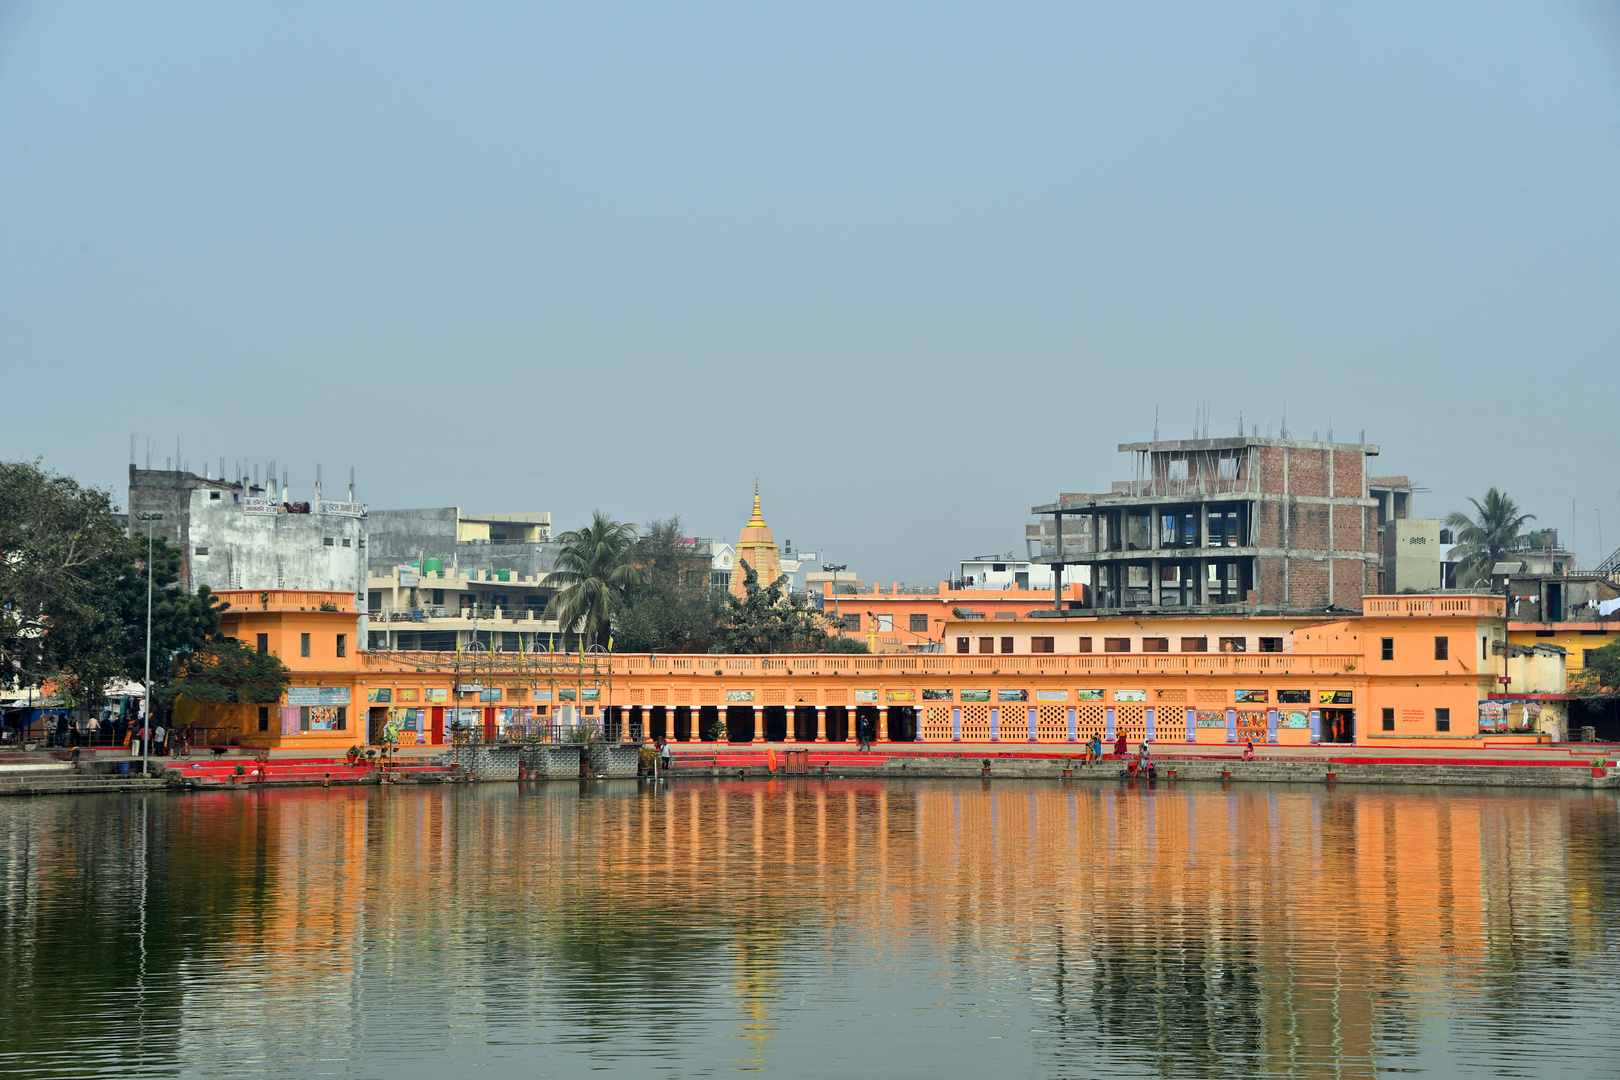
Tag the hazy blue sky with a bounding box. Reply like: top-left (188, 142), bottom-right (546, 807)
top-left (3, 2), bottom-right (1618, 581)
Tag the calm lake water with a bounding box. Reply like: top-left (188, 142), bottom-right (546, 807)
top-left (1, 779), bottom-right (1617, 1079)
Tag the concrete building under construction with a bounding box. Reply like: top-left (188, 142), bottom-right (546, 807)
top-left (1030, 435), bottom-right (1397, 616)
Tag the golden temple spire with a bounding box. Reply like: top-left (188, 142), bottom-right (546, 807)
top-left (748, 483), bottom-right (767, 527)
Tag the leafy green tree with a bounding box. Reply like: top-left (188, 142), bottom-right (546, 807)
top-left (167, 636), bottom-right (291, 705)
top-left (713, 560), bottom-right (843, 653)
top-left (548, 512), bottom-right (642, 650)
top-left (0, 459), bottom-right (128, 688)
top-left (611, 516), bottom-right (723, 652)
top-left (1570, 640), bottom-right (1620, 698)
top-left (0, 459), bottom-right (223, 712)
top-left (1444, 489), bottom-right (1535, 587)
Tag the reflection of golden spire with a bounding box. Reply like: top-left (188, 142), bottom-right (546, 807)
top-left (731, 935), bottom-right (776, 1070)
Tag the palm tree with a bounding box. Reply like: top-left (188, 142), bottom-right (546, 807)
top-left (1444, 489), bottom-right (1535, 587)
top-left (546, 512), bottom-right (642, 650)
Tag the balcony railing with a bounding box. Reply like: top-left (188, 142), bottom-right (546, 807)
top-left (363, 650), bottom-right (1364, 677)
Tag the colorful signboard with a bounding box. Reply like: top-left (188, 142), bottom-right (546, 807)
top-left (1318, 690), bottom-right (1353, 705)
top-left (726, 690), bottom-right (755, 702)
top-left (366, 688), bottom-right (392, 703)
top-left (1195, 710), bottom-right (1227, 728)
top-left (961, 690), bottom-right (990, 702)
top-left (921, 689), bottom-right (953, 701)
top-left (997, 689), bottom-right (1028, 702)
top-left (1075, 689), bottom-right (1105, 701)
top-left (286, 686), bottom-right (351, 707)
top-left (886, 690), bottom-right (914, 702)
top-left (1114, 689), bottom-right (1146, 703)
top-left (1036, 690), bottom-right (1067, 701)
top-left (854, 689), bottom-right (879, 703)
top-left (1235, 689), bottom-right (1269, 704)
top-left (1277, 690), bottom-right (1310, 704)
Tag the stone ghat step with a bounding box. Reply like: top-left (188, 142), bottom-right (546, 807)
top-left (171, 761), bottom-right (460, 786)
top-left (0, 776), bottom-right (167, 796)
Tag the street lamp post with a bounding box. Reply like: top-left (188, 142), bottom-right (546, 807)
top-left (136, 513), bottom-right (163, 774)
top-left (824, 563), bottom-right (848, 635)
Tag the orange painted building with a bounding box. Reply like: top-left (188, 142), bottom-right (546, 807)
top-left (820, 581), bottom-right (1089, 651)
top-left (195, 589), bottom-right (1530, 752)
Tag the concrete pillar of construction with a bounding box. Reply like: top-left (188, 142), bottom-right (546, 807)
top-left (815, 707), bottom-right (827, 743)
top-left (752, 705), bottom-right (764, 744)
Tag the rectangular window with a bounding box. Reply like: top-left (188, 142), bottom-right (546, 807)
top-left (334, 707), bottom-right (347, 732)
top-left (1435, 707), bottom-right (1450, 732)
top-left (1104, 638), bottom-right (1131, 653)
top-left (1077, 637), bottom-right (1092, 653)
top-left (1482, 637), bottom-right (1488, 660)
top-left (909, 614), bottom-right (929, 633)
top-left (341, 538), bottom-right (352, 547)
top-left (876, 614), bottom-right (893, 632)
top-left (1586, 649), bottom-right (1600, 667)
top-left (432, 589), bottom-right (444, 604)
top-left (1382, 707), bottom-right (1394, 731)
top-left (1142, 637), bottom-right (1168, 652)
top-left (956, 637), bottom-right (970, 654)
top-left (323, 537), bottom-right (334, 546)
top-left (300, 633), bottom-right (311, 658)
top-left (1031, 636), bottom-right (1054, 654)
top-left (336, 634), bottom-right (347, 658)
top-left (1180, 637), bottom-right (1207, 653)
top-left (256, 633), bottom-right (268, 654)
top-left (257, 706), bottom-right (269, 732)
top-left (842, 614), bottom-right (861, 632)
top-left (194, 545), bottom-right (209, 556)
top-left (1219, 637), bottom-right (1246, 653)
top-left (1381, 637), bottom-right (1394, 661)
top-left (300, 706), bottom-right (311, 732)
top-left (1258, 637), bottom-right (1283, 653)
top-left (979, 637), bottom-right (994, 654)
top-left (1000, 636), bottom-right (1015, 654)
top-left (1434, 636), bottom-right (1448, 660)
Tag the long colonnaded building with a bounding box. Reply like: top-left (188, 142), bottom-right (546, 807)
top-left (187, 589), bottom-right (1556, 751)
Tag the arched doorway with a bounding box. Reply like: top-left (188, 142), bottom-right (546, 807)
top-left (825, 706), bottom-right (849, 742)
top-left (855, 706), bottom-right (881, 745)
top-left (725, 705), bottom-right (755, 743)
top-left (696, 705), bottom-right (719, 743)
top-left (763, 706), bottom-right (787, 742)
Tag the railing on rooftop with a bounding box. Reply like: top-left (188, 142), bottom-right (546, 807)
top-left (1363, 595), bottom-right (1504, 617)
top-left (362, 650), bottom-right (1364, 677)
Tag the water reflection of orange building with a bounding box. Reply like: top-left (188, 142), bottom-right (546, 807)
top-left (89, 781), bottom-right (1611, 1076)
